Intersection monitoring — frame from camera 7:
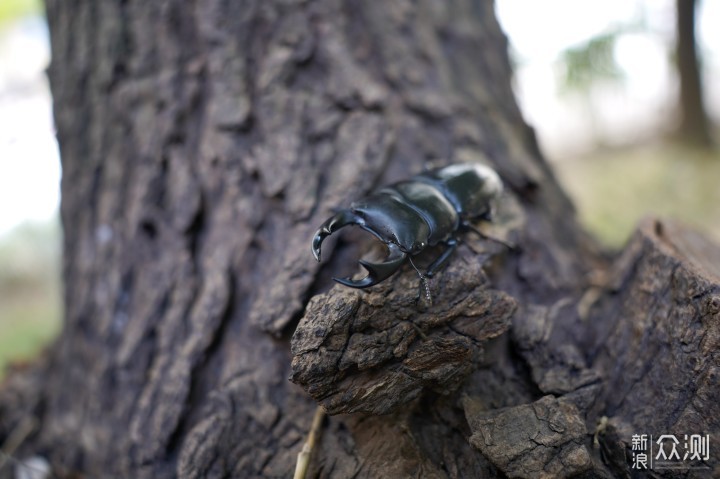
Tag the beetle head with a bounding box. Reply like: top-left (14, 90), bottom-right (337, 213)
top-left (312, 209), bottom-right (408, 288)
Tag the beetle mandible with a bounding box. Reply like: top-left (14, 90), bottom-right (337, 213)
top-left (311, 163), bottom-right (503, 290)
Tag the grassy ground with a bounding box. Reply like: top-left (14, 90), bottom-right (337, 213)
top-left (554, 143), bottom-right (720, 248)
top-left (0, 222), bottom-right (61, 379)
top-left (0, 285), bottom-right (59, 371)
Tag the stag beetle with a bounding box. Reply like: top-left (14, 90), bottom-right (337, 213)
top-left (312, 163), bottom-right (503, 291)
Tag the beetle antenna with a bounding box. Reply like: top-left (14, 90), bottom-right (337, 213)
top-left (408, 256), bottom-right (432, 305)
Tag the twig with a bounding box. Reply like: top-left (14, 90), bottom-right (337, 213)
top-left (0, 416), bottom-right (37, 472)
top-left (293, 406), bottom-right (326, 479)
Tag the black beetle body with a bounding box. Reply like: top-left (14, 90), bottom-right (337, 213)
top-left (312, 163), bottom-right (502, 289)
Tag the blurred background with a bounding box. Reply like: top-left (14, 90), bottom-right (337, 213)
top-left (0, 0), bottom-right (718, 377)
top-left (0, 0), bottom-right (60, 379)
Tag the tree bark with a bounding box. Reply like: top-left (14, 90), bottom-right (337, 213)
top-left (0, 1), bottom-right (718, 478)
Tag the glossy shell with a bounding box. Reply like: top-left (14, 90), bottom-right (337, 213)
top-left (312, 162), bottom-right (503, 289)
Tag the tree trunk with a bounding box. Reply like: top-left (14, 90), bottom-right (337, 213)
top-left (1, 1), bottom-right (718, 478)
top-left (675, 0), bottom-right (713, 148)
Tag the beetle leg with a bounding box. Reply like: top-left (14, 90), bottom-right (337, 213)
top-left (334, 242), bottom-right (406, 289)
top-left (312, 210), bottom-right (359, 261)
top-left (424, 238), bottom-right (458, 278)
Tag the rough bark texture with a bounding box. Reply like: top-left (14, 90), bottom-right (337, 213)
top-left (291, 246), bottom-right (518, 415)
top-left (0, 1), bottom-right (718, 478)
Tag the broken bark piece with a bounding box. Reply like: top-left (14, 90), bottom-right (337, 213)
top-left (291, 250), bottom-right (516, 415)
top-left (586, 219), bottom-right (720, 473)
top-left (464, 395), bottom-right (593, 479)
top-left (512, 302), bottom-right (602, 396)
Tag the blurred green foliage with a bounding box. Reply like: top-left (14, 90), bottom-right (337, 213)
top-left (560, 31), bottom-right (624, 94)
top-left (0, 0), bottom-right (42, 25)
top-left (0, 221), bottom-right (61, 379)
